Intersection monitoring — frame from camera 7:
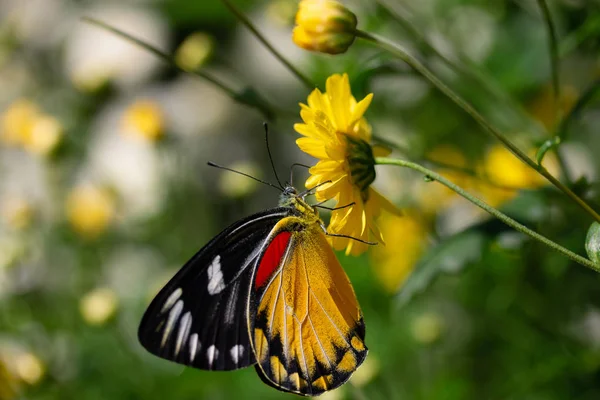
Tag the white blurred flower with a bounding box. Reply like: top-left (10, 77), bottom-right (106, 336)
top-left (79, 287), bottom-right (119, 326)
top-left (0, 0), bottom-right (64, 47)
top-left (162, 75), bottom-right (234, 138)
top-left (105, 245), bottom-right (164, 302)
top-left (86, 96), bottom-right (166, 220)
top-left (64, 5), bottom-right (169, 91)
top-left (1, 196), bottom-right (33, 231)
top-left (0, 151), bottom-right (52, 219)
top-left (446, 6), bottom-right (496, 63)
top-left (232, 8), bottom-right (307, 97)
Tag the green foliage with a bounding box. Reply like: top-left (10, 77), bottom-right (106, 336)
top-left (2, 0), bottom-right (600, 399)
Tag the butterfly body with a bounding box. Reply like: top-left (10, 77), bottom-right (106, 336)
top-left (139, 186), bottom-right (367, 396)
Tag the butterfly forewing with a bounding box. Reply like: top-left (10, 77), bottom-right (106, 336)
top-left (138, 208), bottom-right (292, 371)
top-left (248, 218), bottom-right (368, 396)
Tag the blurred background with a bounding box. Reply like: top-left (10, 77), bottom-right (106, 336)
top-left (2, 0), bottom-right (600, 399)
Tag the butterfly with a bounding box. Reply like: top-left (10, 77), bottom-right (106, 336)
top-left (138, 149), bottom-right (368, 396)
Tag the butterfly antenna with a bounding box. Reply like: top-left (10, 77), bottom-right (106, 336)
top-left (289, 163), bottom-right (311, 187)
top-left (264, 123), bottom-right (284, 190)
top-left (207, 161), bottom-right (283, 192)
top-left (298, 180), bottom-right (332, 198)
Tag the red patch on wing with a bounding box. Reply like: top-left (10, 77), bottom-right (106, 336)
top-left (255, 231), bottom-right (291, 288)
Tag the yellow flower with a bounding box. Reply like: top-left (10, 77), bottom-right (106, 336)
top-left (23, 114), bottom-right (63, 156)
top-left (14, 352), bottom-right (45, 385)
top-left (0, 99), bottom-right (63, 156)
top-left (294, 73), bottom-right (400, 255)
top-left (370, 212), bottom-right (428, 292)
top-left (121, 99), bottom-right (164, 141)
top-left (417, 145), bottom-right (469, 214)
top-left (66, 185), bottom-right (115, 238)
top-left (1, 99), bottom-right (38, 146)
top-left (79, 287), bottom-right (119, 326)
top-left (292, 0), bottom-right (357, 55)
top-left (476, 145), bottom-right (559, 207)
top-left (175, 32), bottom-right (214, 72)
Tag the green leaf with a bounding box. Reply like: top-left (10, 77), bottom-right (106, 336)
top-left (397, 231), bottom-right (485, 307)
top-left (585, 222), bottom-right (600, 266)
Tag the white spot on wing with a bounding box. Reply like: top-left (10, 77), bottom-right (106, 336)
top-left (161, 299), bottom-right (183, 347)
top-left (206, 345), bottom-right (219, 367)
top-left (189, 333), bottom-right (199, 362)
top-left (230, 345), bottom-right (244, 364)
top-left (175, 311), bottom-right (192, 356)
top-left (207, 255), bottom-right (225, 295)
top-left (161, 288), bottom-right (182, 313)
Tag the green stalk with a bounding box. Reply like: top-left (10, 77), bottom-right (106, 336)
top-left (82, 17), bottom-right (277, 120)
top-left (536, 0), bottom-right (561, 122)
top-left (219, 0), bottom-right (315, 90)
top-left (376, 157), bottom-right (599, 273)
top-left (356, 29), bottom-right (600, 223)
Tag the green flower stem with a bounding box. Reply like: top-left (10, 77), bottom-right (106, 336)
top-left (82, 17), bottom-right (277, 119)
top-left (536, 0), bottom-right (561, 122)
top-left (375, 157), bottom-right (599, 273)
top-left (557, 78), bottom-right (600, 141)
top-left (373, 0), bottom-right (541, 136)
top-left (219, 0), bottom-right (315, 90)
top-left (356, 29), bottom-right (600, 223)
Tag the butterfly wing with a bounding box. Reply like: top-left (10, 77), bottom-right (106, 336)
top-left (248, 218), bottom-right (367, 396)
top-left (138, 207), bottom-right (291, 371)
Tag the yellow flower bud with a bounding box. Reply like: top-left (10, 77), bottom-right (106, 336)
top-left (292, 0), bottom-right (357, 55)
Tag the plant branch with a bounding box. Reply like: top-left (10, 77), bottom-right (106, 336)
top-left (536, 0), bottom-right (561, 122)
top-left (356, 29), bottom-right (600, 223)
top-left (219, 0), bottom-right (315, 90)
top-left (376, 157), bottom-right (599, 273)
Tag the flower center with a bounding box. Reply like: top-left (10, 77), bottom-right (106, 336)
top-left (345, 135), bottom-right (376, 202)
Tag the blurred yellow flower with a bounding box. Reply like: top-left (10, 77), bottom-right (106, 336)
top-left (0, 99), bottom-right (63, 156)
top-left (14, 352), bottom-right (45, 385)
top-left (295, 73), bottom-right (400, 255)
top-left (66, 185), bottom-right (115, 238)
top-left (411, 312), bottom-right (443, 345)
top-left (1, 197), bottom-right (34, 231)
top-left (292, 0), bottom-right (357, 55)
top-left (370, 212), bottom-right (428, 293)
top-left (122, 99), bottom-right (164, 141)
top-left (477, 145), bottom-right (559, 207)
top-left (417, 145), bottom-right (469, 214)
top-left (0, 356), bottom-right (18, 400)
top-left (1, 99), bottom-right (38, 146)
top-left (529, 85), bottom-right (578, 129)
top-left (175, 32), bottom-right (213, 72)
top-left (80, 287), bottom-right (119, 326)
top-left (23, 114), bottom-right (63, 156)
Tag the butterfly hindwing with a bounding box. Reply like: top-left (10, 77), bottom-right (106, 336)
top-left (248, 217), bottom-right (367, 396)
top-left (138, 208), bottom-right (292, 371)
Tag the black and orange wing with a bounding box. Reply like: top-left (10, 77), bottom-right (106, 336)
top-left (138, 208), bottom-right (291, 371)
top-left (248, 219), bottom-right (367, 396)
